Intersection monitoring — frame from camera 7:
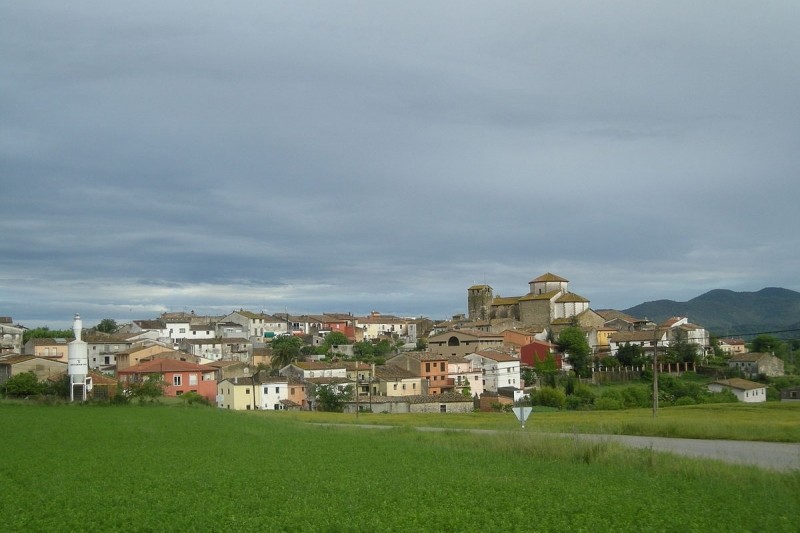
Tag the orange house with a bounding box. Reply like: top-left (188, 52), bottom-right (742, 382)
top-left (117, 358), bottom-right (217, 402)
top-left (386, 351), bottom-right (453, 395)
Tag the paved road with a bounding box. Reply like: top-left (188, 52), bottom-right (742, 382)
top-left (553, 432), bottom-right (800, 472)
top-left (316, 423), bottom-right (800, 472)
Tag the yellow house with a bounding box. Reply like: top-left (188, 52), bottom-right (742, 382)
top-left (217, 377), bottom-right (257, 410)
top-left (25, 338), bottom-right (71, 362)
top-left (373, 365), bottom-right (423, 397)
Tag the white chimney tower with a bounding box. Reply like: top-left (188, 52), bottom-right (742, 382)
top-left (67, 314), bottom-right (89, 401)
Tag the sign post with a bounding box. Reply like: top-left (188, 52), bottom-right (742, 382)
top-left (512, 406), bottom-right (532, 429)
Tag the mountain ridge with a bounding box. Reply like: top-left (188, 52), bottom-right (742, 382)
top-left (620, 287), bottom-right (800, 337)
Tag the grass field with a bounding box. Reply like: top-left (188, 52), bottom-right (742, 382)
top-left (279, 401), bottom-right (800, 442)
top-left (1, 403), bottom-right (798, 532)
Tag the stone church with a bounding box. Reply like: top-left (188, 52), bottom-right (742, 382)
top-left (467, 273), bottom-right (591, 329)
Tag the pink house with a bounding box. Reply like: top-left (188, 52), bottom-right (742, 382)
top-left (117, 358), bottom-right (217, 402)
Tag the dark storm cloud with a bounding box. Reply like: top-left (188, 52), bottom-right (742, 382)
top-left (2, 1), bottom-right (799, 328)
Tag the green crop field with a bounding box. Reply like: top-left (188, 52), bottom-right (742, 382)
top-left (1, 403), bottom-right (798, 532)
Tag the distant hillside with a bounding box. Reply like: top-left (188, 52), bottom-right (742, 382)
top-left (621, 287), bottom-right (800, 337)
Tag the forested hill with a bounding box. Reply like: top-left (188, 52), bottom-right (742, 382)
top-left (621, 287), bottom-right (800, 337)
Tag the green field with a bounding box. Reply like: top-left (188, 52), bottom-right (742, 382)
top-left (280, 401), bottom-right (800, 442)
top-left (1, 403), bottom-right (798, 532)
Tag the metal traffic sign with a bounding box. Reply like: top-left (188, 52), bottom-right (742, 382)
top-left (512, 406), bottom-right (532, 428)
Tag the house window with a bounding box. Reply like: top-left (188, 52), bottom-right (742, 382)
top-left (393, 384), bottom-right (398, 390)
top-left (426, 363), bottom-right (431, 372)
top-left (413, 383), bottom-right (416, 390)
top-left (440, 404), bottom-right (446, 413)
top-left (274, 404), bottom-right (280, 410)
top-left (291, 388), bottom-right (295, 395)
top-left (275, 387), bottom-right (280, 394)
top-left (402, 384), bottom-right (406, 390)
top-left (179, 328), bottom-right (186, 334)
top-left (264, 387), bottom-right (268, 394)
top-left (173, 375), bottom-right (182, 386)
top-left (189, 374), bottom-right (198, 386)
top-left (246, 388), bottom-right (250, 395)
top-left (440, 362), bottom-right (445, 371)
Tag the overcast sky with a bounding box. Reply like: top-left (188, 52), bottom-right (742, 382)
top-left (2, 2), bottom-right (799, 329)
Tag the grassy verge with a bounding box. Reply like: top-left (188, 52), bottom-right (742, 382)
top-left (271, 401), bottom-right (800, 442)
top-left (1, 403), bottom-right (797, 532)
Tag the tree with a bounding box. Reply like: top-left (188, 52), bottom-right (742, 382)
top-left (617, 342), bottom-right (645, 367)
top-left (666, 329), bottom-right (700, 364)
top-left (95, 318), bottom-right (118, 334)
top-left (750, 335), bottom-right (788, 359)
top-left (313, 384), bottom-right (352, 412)
top-left (461, 378), bottom-right (472, 398)
top-left (4, 371), bottom-right (45, 397)
top-left (374, 339), bottom-right (393, 357)
top-left (533, 352), bottom-right (559, 387)
top-left (323, 331), bottom-right (350, 352)
top-left (23, 327), bottom-right (74, 345)
top-left (128, 374), bottom-right (164, 402)
top-left (557, 327), bottom-right (591, 378)
top-left (353, 341), bottom-right (375, 360)
top-left (270, 335), bottom-right (303, 369)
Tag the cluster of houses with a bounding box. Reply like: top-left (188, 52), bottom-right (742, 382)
top-left (0, 273), bottom-right (792, 407)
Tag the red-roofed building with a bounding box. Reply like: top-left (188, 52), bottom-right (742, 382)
top-left (117, 358), bottom-right (217, 402)
top-left (519, 340), bottom-right (563, 370)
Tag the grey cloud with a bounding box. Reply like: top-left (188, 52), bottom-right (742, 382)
top-left (2, 2), bottom-right (799, 327)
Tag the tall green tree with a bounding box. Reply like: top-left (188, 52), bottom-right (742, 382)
top-left (323, 331), bottom-right (350, 351)
top-left (557, 326), bottom-right (591, 378)
top-left (616, 343), bottom-right (645, 367)
top-left (666, 328), bottom-right (700, 364)
top-left (95, 318), bottom-right (118, 334)
top-left (270, 335), bottom-right (303, 369)
top-left (353, 341), bottom-right (375, 360)
top-left (750, 335), bottom-right (788, 359)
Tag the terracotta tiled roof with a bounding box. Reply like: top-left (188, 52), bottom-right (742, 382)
top-left (133, 320), bottom-right (164, 330)
top-left (720, 338), bottom-right (746, 345)
top-left (609, 330), bottom-right (664, 343)
top-left (375, 365), bottom-right (417, 379)
top-left (471, 350), bottom-right (518, 363)
top-left (530, 273), bottom-right (568, 283)
top-left (404, 392), bottom-right (474, 404)
top-left (491, 296), bottom-right (521, 306)
top-left (729, 352), bottom-right (772, 363)
top-left (710, 378), bottom-right (765, 391)
top-left (304, 377), bottom-right (351, 385)
top-left (468, 284), bottom-right (492, 290)
top-left (556, 292), bottom-right (589, 303)
top-left (294, 361), bottom-right (346, 370)
top-left (118, 358), bottom-right (212, 374)
top-left (518, 289), bottom-right (560, 302)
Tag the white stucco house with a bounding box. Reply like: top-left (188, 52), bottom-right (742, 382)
top-left (707, 378), bottom-right (767, 403)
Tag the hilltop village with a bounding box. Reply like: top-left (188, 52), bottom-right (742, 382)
top-left (1, 273), bottom-right (788, 409)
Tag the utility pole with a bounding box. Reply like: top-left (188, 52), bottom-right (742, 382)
top-left (652, 328), bottom-right (659, 418)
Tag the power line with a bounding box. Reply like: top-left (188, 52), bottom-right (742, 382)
top-left (720, 328), bottom-right (800, 338)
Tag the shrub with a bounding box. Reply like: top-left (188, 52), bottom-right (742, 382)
top-left (532, 386), bottom-right (566, 409)
top-left (674, 396), bottom-right (696, 406)
top-left (3, 372), bottom-right (45, 397)
top-left (620, 386), bottom-right (651, 408)
top-left (594, 397), bottom-right (623, 410)
top-left (180, 392), bottom-right (209, 406)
